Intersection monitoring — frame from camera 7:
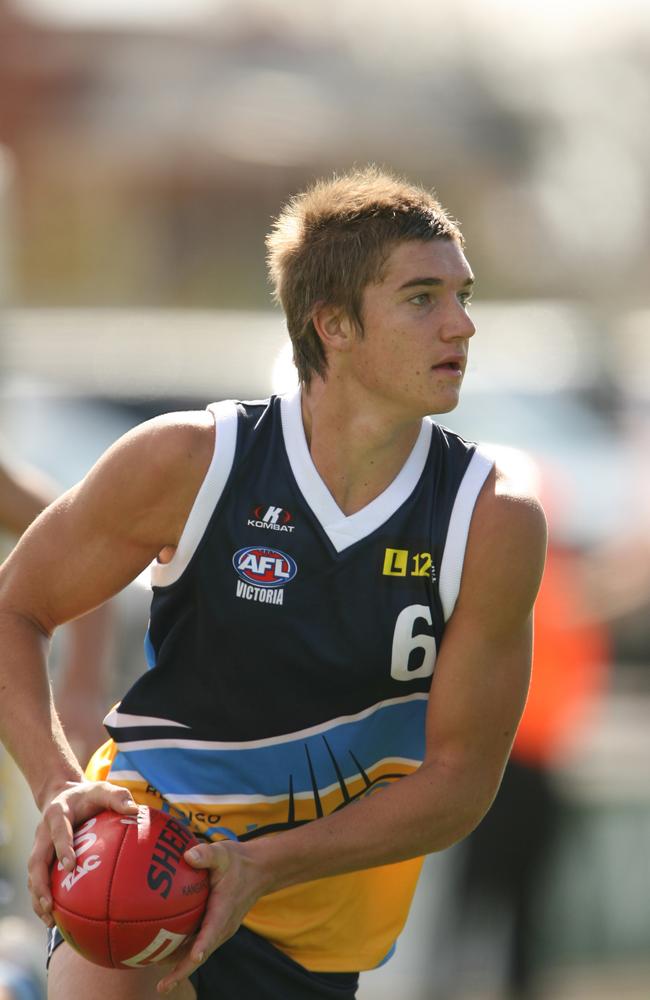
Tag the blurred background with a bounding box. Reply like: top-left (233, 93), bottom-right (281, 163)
top-left (0, 0), bottom-right (649, 997)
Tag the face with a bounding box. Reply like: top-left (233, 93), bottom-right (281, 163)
top-left (348, 239), bottom-right (476, 419)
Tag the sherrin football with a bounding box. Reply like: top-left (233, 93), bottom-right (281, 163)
top-left (50, 806), bottom-right (209, 969)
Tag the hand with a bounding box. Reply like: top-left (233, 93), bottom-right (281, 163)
top-left (156, 840), bottom-right (268, 996)
top-left (28, 779), bottom-right (139, 927)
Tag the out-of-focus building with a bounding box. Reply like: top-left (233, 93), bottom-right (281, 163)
top-left (0, 0), bottom-right (648, 310)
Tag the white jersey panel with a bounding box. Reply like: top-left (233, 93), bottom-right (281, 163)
top-left (150, 399), bottom-right (238, 588)
top-left (438, 448), bottom-right (494, 621)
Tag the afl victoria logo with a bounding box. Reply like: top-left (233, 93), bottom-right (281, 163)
top-left (232, 546), bottom-right (297, 588)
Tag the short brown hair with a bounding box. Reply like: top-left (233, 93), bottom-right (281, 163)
top-left (266, 165), bottom-right (463, 386)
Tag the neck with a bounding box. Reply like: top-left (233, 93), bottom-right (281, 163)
top-left (300, 379), bottom-right (422, 515)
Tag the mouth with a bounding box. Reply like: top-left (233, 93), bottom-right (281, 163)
top-left (431, 359), bottom-right (464, 375)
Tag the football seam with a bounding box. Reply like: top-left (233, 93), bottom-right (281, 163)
top-left (52, 902), bottom-right (207, 924)
top-left (106, 818), bottom-right (132, 966)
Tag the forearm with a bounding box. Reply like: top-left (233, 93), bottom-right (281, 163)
top-left (247, 757), bottom-right (495, 895)
top-left (0, 610), bottom-right (83, 809)
top-left (168, 756), bottom-right (501, 990)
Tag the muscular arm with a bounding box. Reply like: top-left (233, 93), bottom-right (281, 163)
top-left (159, 465), bottom-right (547, 992)
top-left (0, 413), bottom-right (214, 896)
top-left (254, 469), bottom-right (546, 876)
top-left (0, 455), bottom-right (113, 764)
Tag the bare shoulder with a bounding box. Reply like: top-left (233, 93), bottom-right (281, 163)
top-left (482, 457), bottom-right (548, 538)
top-left (457, 456), bottom-right (548, 629)
top-left (0, 411), bottom-right (218, 628)
top-left (82, 410), bottom-right (214, 499)
top-left (62, 409), bottom-right (217, 552)
top-left (100, 409), bottom-right (215, 477)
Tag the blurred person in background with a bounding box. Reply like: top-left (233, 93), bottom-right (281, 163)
top-left (432, 457), bottom-right (610, 1000)
top-left (0, 167), bottom-right (546, 1000)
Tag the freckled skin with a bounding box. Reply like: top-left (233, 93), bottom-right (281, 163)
top-left (348, 240), bottom-right (476, 421)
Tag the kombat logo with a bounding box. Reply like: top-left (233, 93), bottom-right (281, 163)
top-left (233, 545), bottom-right (298, 606)
top-left (247, 505), bottom-right (295, 532)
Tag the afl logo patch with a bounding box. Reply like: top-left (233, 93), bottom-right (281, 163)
top-left (232, 546), bottom-right (298, 588)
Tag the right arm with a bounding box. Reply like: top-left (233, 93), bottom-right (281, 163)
top-left (0, 410), bottom-right (215, 921)
top-left (0, 454), bottom-right (115, 765)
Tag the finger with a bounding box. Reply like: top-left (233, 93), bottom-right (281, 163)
top-left (35, 784), bottom-right (137, 896)
top-left (72, 781), bottom-right (139, 819)
top-left (157, 888), bottom-right (233, 994)
top-left (42, 799), bottom-right (76, 871)
top-left (98, 781), bottom-right (140, 815)
top-left (28, 864), bottom-right (55, 924)
top-left (157, 950), bottom-right (205, 995)
top-left (43, 782), bottom-right (138, 871)
top-left (183, 881), bottom-right (238, 969)
top-left (28, 826), bottom-right (56, 924)
top-left (184, 842), bottom-right (230, 875)
top-left (57, 782), bottom-right (139, 834)
top-left (31, 897), bottom-right (54, 928)
top-left (158, 912), bottom-right (238, 993)
top-left (28, 868), bottom-right (55, 927)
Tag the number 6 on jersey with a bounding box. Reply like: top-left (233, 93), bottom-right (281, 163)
top-left (390, 604), bottom-right (437, 681)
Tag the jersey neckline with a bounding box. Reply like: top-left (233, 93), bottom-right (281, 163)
top-left (280, 388), bottom-right (433, 553)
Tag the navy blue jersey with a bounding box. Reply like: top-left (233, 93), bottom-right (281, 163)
top-left (96, 389), bottom-right (492, 970)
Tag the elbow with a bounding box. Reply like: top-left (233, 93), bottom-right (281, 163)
top-left (0, 604), bottom-right (53, 645)
top-left (452, 794), bottom-right (495, 846)
top-left (418, 760), bottom-right (503, 854)
top-left (436, 799), bottom-right (493, 854)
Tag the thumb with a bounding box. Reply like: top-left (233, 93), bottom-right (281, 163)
top-left (185, 841), bottom-right (231, 874)
top-left (105, 786), bottom-right (139, 814)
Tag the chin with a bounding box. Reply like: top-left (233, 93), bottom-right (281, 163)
top-left (428, 393), bottom-right (461, 416)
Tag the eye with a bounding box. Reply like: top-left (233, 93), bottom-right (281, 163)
top-left (409, 293), bottom-right (430, 306)
top-left (458, 291), bottom-right (473, 307)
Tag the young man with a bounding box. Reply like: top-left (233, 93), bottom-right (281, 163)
top-left (0, 167), bottom-right (546, 999)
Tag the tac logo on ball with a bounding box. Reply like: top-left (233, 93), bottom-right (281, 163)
top-left (50, 807), bottom-right (209, 969)
top-left (232, 546), bottom-right (297, 588)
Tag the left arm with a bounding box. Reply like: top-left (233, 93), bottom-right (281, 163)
top-left (158, 466), bottom-right (547, 993)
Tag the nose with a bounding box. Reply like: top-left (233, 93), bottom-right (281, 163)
top-left (440, 299), bottom-right (476, 341)
top-left (461, 310), bottom-right (476, 339)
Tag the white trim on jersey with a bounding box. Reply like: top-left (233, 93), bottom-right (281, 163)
top-left (103, 709), bottom-right (191, 729)
top-left (280, 387), bottom-right (434, 553)
top-left (438, 448), bottom-right (494, 621)
top-left (107, 770), bottom-right (146, 782)
top-left (109, 691), bottom-right (429, 751)
top-left (150, 399), bottom-right (239, 588)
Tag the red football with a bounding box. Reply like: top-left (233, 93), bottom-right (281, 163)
top-left (51, 806), bottom-right (209, 969)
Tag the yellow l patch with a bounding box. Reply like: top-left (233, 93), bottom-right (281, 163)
top-left (382, 548), bottom-right (408, 576)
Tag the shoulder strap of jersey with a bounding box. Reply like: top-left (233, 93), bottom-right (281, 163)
top-left (150, 400), bottom-right (238, 588)
top-left (438, 448), bottom-right (494, 621)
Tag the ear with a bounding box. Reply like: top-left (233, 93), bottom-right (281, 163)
top-left (311, 303), bottom-right (356, 355)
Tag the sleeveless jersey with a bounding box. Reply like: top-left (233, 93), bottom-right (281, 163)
top-left (89, 389), bottom-right (493, 972)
